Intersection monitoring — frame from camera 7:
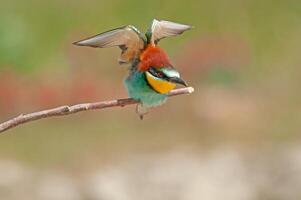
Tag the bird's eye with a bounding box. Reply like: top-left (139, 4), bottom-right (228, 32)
top-left (156, 71), bottom-right (164, 78)
top-left (148, 67), bottom-right (168, 79)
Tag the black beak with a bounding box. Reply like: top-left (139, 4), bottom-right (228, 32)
top-left (168, 77), bottom-right (188, 86)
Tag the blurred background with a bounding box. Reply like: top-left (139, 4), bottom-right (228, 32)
top-left (0, 0), bottom-right (301, 199)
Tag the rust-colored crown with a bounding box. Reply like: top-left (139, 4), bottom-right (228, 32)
top-left (138, 45), bottom-right (172, 71)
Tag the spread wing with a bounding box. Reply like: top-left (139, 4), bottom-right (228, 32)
top-left (149, 19), bottom-right (192, 45)
top-left (73, 25), bottom-right (146, 64)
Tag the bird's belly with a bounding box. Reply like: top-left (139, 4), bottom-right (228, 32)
top-left (124, 71), bottom-right (167, 107)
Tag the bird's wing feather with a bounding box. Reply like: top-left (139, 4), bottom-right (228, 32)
top-left (73, 25), bottom-right (146, 63)
top-left (150, 19), bottom-right (192, 45)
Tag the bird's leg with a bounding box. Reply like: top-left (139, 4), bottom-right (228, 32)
top-left (136, 103), bottom-right (150, 120)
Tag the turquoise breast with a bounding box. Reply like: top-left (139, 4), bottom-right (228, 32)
top-left (124, 70), bottom-right (167, 107)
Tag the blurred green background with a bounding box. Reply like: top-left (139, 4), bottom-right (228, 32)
top-left (0, 0), bottom-right (301, 199)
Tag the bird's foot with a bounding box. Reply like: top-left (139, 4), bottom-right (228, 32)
top-left (136, 104), bottom-right (150, 120)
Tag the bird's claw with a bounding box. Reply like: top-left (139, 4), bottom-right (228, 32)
top-left (136, 104), bottom-right (149, 120)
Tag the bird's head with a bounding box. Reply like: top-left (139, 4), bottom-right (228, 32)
top-left (145, 66), bottom-right (187, 94)
top-left (137, 45), bottom-right (187, 94)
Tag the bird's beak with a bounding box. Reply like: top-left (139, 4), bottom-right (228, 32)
top-left (168, 77), bottom-right (188, 86)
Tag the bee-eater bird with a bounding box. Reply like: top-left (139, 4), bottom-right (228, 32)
top-left (73, 19), bottom-right (192, 118)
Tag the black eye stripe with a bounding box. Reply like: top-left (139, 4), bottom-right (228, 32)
top-left (148, 67), bottom-right (168, 79)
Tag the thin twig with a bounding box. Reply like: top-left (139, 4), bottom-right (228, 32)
top-left (0, 87), bottom-right (194, 134)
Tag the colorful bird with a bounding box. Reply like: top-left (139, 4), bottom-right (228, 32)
top-left (73, 19), bottom-right (192, 118)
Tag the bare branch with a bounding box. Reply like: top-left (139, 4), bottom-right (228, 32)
top-left (0, 87), bottom-right (194, 134)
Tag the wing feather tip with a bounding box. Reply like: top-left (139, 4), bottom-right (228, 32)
top-left (72, 40), bottom-right (100, 48)
top-left (73, 41), bottom-right (85, 46)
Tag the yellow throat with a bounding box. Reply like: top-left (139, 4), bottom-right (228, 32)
top-left (145, 71), bottom-right (176, 94)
